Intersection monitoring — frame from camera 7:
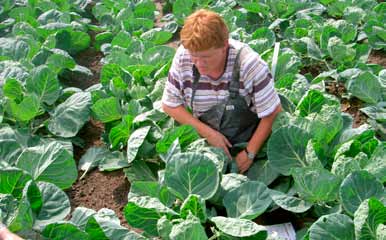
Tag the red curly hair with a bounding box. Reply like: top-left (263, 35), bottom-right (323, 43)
top-left (180, 9), bottom-right (229, 51)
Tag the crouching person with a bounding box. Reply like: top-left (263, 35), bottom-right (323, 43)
top-left (161, 9), bottom-right (281, 173)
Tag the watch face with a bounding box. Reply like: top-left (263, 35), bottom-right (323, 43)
top-left (244, 149), bottom-right (255, 160)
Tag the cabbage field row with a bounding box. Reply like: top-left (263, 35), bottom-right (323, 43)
top-left (0, 0), bottom-right (385, 239)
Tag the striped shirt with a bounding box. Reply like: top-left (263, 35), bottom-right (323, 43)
top-left (162, 39), bottom-right (280, 118)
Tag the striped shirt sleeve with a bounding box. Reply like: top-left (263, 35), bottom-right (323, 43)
top-left (162, 46), bottom-right (184, 108)
top-left (241, 49), bottom-right (280, 118)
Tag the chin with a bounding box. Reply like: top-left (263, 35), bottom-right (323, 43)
top-left (198, 68), bottom-right (209, 74)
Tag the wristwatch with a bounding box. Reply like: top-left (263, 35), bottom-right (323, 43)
top-left (244, 148), bottom-right (256, 160)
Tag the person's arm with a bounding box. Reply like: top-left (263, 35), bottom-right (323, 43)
top-left (162, 104), bottom-right (232, 158)
top-left (234, 45), bottom-right (282, 173)
top-left (162, 46), bottom-right (233, 158)
top-left (235, 104), bottom-right (282, 173)
top-left (0, 223), bottom-right (23, 240)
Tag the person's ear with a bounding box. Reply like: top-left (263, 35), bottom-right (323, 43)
top-left (224, 40), bottom-right (229, 48)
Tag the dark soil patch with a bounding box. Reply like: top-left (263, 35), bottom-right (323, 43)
top-left (63, 2), bottom-right (175, 228)
top-left (64, 1), bottom-right (179, 226)
top-left (66, 119), bottom-right (131, 226)
top-left (254, 208), bottom-right (315, 231)
top-left (368, 50), bottom-right (386, 68)
top-left (325, 49), bottom-right (385, 128)
top-left (325, 81), bottom-right (367, 128)
top-left (61, 15), bottom-right (130, 228)
top-left (66, 170), bottom-right (130, 227)
top-left (341, 98), bottom-right (368, 128)
top-left (324, 49), bottom-right (386, 128)
top-left (300, 64), bottom-right (325, 78)
top-left (73, 119), bottom-right (104, 160)
top-left (59, 24), bottom-right (129, 223)
top-left (59, 28), bottom-right (103, 90)
top-left (59, 47), bottom-right (103, 90)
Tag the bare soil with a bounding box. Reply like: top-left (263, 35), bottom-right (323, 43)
top-left (325, 49), bottom-right (386, 128)
top-left (65, 119), bottom-right (131, 226)
top-left (66, 169), bottom-right (130, 226)
top-left (368, 49), bottom-right (386, 67)
top-left (59, 44), bottom-right (103, 90)
top-left (325, 81), bottom-right (368, 128)
top-left (63, 2), bottom-right (175, 227)
top-left (63, 43), bottom-right (130, 224)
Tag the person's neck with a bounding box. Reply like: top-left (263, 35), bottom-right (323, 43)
top-left (207, 69), bottom-right (224, 80)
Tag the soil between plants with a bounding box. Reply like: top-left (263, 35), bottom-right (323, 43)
top-left (66, 169), bottom-right (130, 227)
top-left (65, 119), bottom-right (131, 227)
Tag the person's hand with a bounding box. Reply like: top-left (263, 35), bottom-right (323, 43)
top-left (0, 224), bottom-right (23, 240)
top-left (235, 150), bottom-right (253, 174)
top-left (205, 129), bottom-right (232, 159)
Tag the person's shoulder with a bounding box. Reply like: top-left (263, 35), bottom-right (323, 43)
top-left (175, 44), bottom-right (187, 57)
top-left (170, 44), bottom-right (190, 71)
top-left (175, 44), bottom-right (193, 63)
top-left (229, 39), bottom-right (265, 68)
top-left (229, 39), bottom-right (260, 58)
top-left (229, 39), bottom-right (248, 50)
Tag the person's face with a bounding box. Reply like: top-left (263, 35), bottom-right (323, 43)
top-left (189, 43), bottom-right (228, 76)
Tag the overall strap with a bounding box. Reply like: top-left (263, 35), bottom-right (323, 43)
top-left (190, 65), bottom-right (200, 113)
top-left (190, 46), bottom-right (242, 112)
top-left (229, 47), bottom-right (244, 98)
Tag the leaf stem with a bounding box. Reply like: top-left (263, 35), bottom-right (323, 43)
top-left (208, 227), bottom-right (220, 240)
top-left (322, 59), bottom-right (333, 71)
top-left (208, 233), bottom-right (219, 240)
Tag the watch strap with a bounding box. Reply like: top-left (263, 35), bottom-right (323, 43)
top-left (244, 148), bottom-right (255, 160)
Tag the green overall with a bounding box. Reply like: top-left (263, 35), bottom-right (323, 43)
top-left (190, 47), bottom-right (260, 154)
